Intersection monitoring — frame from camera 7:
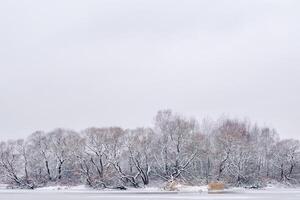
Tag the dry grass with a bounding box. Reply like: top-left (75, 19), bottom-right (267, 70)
top-left (164, 180), bottom-right (181, 191)
top-left (208, 182), bottom-right (225, 191)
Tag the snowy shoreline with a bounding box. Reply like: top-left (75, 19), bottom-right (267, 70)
top-left (0, 184), bottom-right (298, 194)
top-left (1, 187), bottom-right (300, 200)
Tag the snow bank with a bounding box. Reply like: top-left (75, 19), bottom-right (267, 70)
top-left (172, 184), bottom-right (207, 193)
top-left (34, 184), bottom-right (208, 193)
top-left (35, 185), bottom-right (91, 191)
top-left (0, 184), bottom-right (8, 190)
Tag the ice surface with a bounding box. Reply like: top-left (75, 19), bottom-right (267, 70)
top-left (0, 188), bottom-right (300, 200)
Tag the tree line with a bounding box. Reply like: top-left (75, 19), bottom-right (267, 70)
top-left (0, 110), bottom-right (299, 189)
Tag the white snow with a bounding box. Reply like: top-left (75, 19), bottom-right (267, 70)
top-left (0, 188), bottom-right (300, 200)
top-left (35, 185), bottom-right (91, 191)
top-left (0, 185), bottom-right (300, 200)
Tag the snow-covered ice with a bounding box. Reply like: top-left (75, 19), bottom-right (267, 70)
top-left (0, 187), bottom-right (300, 200)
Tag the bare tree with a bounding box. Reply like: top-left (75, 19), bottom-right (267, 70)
top-left (27, 131), bottom-right (53, 182)
top-left (153, 110), bottom-right (200, 182)
top-left (0, 110), bottom-right (299, 189)
top-left (126, 128), bottom-right (155, 185)
top-left (81, 127), bottom-right (124, 188)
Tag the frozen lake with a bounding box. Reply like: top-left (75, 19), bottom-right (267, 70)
top-left (0, 189), bottom-right (300, 200)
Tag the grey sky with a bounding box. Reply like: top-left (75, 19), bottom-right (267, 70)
top-left (0, 0), bottom-right (300, 140)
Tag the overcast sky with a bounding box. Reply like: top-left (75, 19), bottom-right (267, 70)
top-left (0, 0), bottom-right (300, 140)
